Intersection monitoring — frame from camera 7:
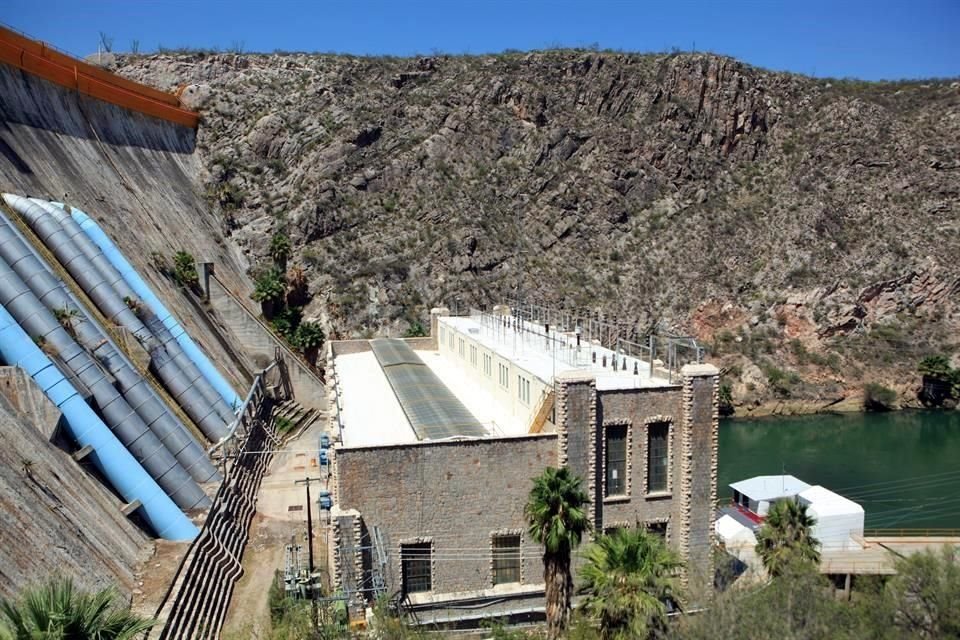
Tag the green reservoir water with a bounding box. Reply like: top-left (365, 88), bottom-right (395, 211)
top-left (718, 411), bottom-right (960, 530)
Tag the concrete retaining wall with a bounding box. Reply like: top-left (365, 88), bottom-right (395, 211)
top-left (206, 273), bottom-right (326, 409)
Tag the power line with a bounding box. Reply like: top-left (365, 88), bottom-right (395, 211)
top-left (836, 468), bottom-right (960, 494)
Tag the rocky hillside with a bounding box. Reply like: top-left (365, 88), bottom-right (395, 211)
top-left (113, 50), bottom-right (960, 413)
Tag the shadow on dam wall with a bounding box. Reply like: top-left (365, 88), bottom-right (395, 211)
top-left (0, 64), bottom-right (196, 154)
top-left (0, 60), bottom-right (251, 394)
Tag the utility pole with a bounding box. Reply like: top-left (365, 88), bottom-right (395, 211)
top-left (296, 476), bottom-right (324, 632)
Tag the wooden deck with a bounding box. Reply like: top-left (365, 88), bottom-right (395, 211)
top-left (725, 535), bottom-right (960, 579)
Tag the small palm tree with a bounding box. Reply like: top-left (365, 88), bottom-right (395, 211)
top-left (52, 307), bottom-right (82, 338)
top-left (755, 499), bottom-right (820, 578)
top-left (270, 231), bottom-right (291, 267)
top-left (0, 578), bottom-right (154, 639)
top-left (293, 321), bottom-right (325, 365)
top-left (918, 355), bottom-right (953, 381)
top-left (286, 265), bottom-right (309, 307)
top-left (525, 466), bottom-right (590, 640)
top-left (579, 527), bottom-right (682, 639)
top-left (251, 267), bottom-right (287, 318)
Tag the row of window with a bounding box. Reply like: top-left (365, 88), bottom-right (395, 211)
top-left (517, 375), bottom-right (531, 405)
top-left (498, 362), bottom-right (509, 388)
top-left (604, 421), bottom-right (670, 498)
top-left (401, 523), bottom-right (667, 594)
top-left (445, 324), bottom-right (535, 409)
top-left (401, 534), bottom-right (522, 594)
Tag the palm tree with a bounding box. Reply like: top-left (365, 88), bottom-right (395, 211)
top-left (525, 466), bottom-right (590, 640)
top-left (0, 578), bottom-right (154, 639)
top-left (579, 527), bottom-right (682, 639)
top-left (754, 499), bottom-right (820, 578)
top-left (269, 231), bottom-right (291, 268)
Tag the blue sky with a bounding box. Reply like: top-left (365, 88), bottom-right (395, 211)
top-left (5, 0), bottom-right (959, 80)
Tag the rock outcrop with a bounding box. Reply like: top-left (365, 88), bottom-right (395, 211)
top-left (111, 50), bottom-right (960, 409)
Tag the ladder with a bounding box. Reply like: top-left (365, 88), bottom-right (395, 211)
top-left (528, 390), bottom-right (555, 434)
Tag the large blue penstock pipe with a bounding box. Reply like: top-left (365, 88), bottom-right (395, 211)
top-left (68, 208), bottom-right (242, 411)
top-left (0, 304), bottom-right (198, 541)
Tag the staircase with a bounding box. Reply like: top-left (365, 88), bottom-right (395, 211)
top-left (528, 390), bottom-right (555, 434)
top-left (272, 399), bottom-right (323, 438)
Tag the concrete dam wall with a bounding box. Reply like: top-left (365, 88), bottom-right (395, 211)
top-left (0, 45), bottom-right (326, 618)
top-left (0, 62), bottom-right (251, 392)
top-left (0, 367), bottom-right (152, 601)
top-left (0, 61), bottom-right (260, 599)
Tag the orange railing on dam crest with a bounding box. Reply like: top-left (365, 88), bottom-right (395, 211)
top-left (0, 25), bottom-right (199, 129)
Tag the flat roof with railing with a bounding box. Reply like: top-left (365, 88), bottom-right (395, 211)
top-left (441, 313), bottom-right (680, 391)
top-left (331, 309), bottom-right (703, 448)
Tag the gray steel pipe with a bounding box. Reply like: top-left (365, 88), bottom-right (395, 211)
top-left (0, 256), bottom-right (209, 509)
top-left (42, 200), bottom-right (237, 426)
top-left (6, 196), bottom-right (228, 441)
top-left (0, 212), bottom-right (220, 484)
top-left (12, 198), bottom-right (157, 344)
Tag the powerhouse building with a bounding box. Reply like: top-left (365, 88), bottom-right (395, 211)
top-left (326, 308), bottom-right (719, 621)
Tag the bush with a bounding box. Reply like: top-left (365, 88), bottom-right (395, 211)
top-left (761, 362), bottom-right (801, 398)
top-left (275, 416), bottom-right (294, 434)
top-left (864, 382), bottom-right (897, 411)
top-left (403, 321), bottom-right (427, 338)
top-left (917, 355), bottom-right (959, 407)
top-left (269, 305), bottom-right (303, 340)
top-left (172, 251), bottom-right (200, 292)
top-left (293, 322), bottom-right (326, 351)
top-left (52, 306), bottom-right (81, 338)
top-left (718, 383), bottom-right (735, 416)
top-left (251, 268), bottom-right (286, 304)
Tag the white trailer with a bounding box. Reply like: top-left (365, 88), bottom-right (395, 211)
top-left (799, 485), bottom-right (865, 550)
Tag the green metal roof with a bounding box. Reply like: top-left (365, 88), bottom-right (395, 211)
top-left (370, 338), bottom-right (486, 440)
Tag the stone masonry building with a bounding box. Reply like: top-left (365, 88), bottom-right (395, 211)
top-left (326, 307), bottom-right (718, 623)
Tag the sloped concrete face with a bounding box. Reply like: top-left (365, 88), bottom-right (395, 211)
top-left (0, 366), bottom-right (62, 440)
top-left (0, 62), bottom-right (249, 396)
top-left (206, 274), bottom-right (327, 410)
top-left (0, 371), bottom-right (153, 602)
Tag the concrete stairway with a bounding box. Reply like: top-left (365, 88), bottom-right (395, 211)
top-left (273, 399), bottom-right (323, 439)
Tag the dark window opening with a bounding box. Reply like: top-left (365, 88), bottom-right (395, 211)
top-left (647, 421), bottom-right (669, 493)
top-left (401, 542), bottom-right (432, 594)
top-left (647, 521), bottom-right (668, 540)
top-left (605, 424), bottom-right (628, 496)
top-left (492, 535), bottom-right (521, 585)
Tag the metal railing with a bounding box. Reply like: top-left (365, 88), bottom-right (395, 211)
top-left (864, 528), bottom-right (960, 538)
top-left (207, 359), bottom-right (278, 458)
top-left (150, 355), bottom-right (285, 639)
top-left (470, 304), bottom-right (704, 383)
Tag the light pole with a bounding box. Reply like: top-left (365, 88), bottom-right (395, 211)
top-left (295, 476), bottom-right (324, 631)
